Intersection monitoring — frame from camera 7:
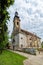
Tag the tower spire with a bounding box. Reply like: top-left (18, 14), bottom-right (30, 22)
top-left (15, 11), bottom-right (18, 16)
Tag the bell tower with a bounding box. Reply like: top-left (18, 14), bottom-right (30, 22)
top-left (13, 11), bottom-right (20, 35)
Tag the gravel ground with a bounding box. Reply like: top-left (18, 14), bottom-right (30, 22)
top-left (10, 50), bottom-right (43, 65)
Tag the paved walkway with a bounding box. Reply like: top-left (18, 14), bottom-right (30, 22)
top-left (10, 50), bottom-right (43, 65)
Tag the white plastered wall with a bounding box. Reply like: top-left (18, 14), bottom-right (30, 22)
top-left (19, 33), bottom-right (27, 48)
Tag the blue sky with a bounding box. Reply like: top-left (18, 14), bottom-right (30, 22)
top-left (7, 0), bottom-right (43, 41)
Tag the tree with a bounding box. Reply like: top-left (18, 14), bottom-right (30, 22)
top-left (0, 0), bottom-right (14, 53)
top-left (41, 41), bottom-right (43, 48)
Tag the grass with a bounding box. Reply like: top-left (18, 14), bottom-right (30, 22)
top-left (0, 50), bottom-right (27, 65)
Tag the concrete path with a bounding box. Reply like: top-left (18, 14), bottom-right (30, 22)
top-left (24, 53), bottom-right (43, 65)
top-left (10, 50), bottom-right (43, 65)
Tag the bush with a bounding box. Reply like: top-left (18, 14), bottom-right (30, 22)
top-left (37, 48), bottom-right (43, 51)
top-left (22, 48), bottom-right (36, 55)
top-left (6, 43), bottom-right (10, 49)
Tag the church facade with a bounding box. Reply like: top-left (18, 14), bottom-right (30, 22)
top-left (12, 12), bottom-right (41, 50)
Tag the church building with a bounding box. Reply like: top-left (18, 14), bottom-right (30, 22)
top-left (12, 12), bottom-right (41, 50)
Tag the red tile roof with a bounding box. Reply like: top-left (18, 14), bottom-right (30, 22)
top-left (21, 29), bottom-right (41, 39)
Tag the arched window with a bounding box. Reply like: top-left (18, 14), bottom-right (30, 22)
top-left (21, 44), bottom-right (23, 48)
top-left (12, 39), bottom-right (15, 43)
top-left (30, 43), bottom-right (32, 47)
top-left (17, 22), bottom-right (19, 25)
top-left (21, 37), bottom-right (23, 39)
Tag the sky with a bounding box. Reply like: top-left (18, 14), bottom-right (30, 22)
top-left (7, 0), bottom-right (43, 41)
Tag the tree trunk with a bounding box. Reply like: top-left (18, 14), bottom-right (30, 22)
top-left (0, 49), bottom-right (2, 54)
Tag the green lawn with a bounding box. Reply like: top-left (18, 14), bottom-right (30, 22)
top-left (0, 50), bottom-right (27, 65)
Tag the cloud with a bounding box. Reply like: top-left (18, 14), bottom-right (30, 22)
top-left (7, 0), bottom-right (43, 40)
